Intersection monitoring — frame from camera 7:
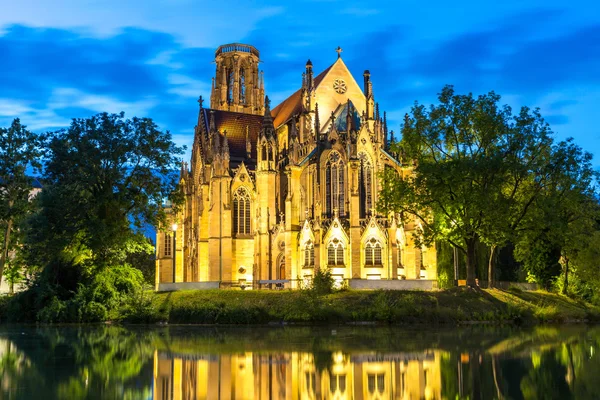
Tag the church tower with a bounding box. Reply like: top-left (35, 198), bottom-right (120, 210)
top-left (210, 43), bottom-right (265, 115)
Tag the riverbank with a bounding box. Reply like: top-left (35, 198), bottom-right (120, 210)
top-left (139, 287), bottom-right (600, 325)
top-left (2, 287), bottom-right (599, 325)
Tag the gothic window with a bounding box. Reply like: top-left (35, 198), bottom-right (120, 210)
top-left (239, 68), bottom-right (246, 104)
top-left (164, 233), bottom-right (172, 257)
top-left (327, 238), bottom-right (344, 266)
top-left (325, 152), bottom-right (345, 216)
top-left (365, 238), bottom-right (382, 266)
top-left (358, 153), bottom-right (373, 218)
top-left (304, 240), bottom-right (315, 267)
top-left (227, 68), bottom-right (234, 104)
top-left (233, 188), bottom-right (251, 235)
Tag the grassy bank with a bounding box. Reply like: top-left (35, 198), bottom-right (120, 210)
top-left (136, 287), bottom-right (600, 325)
top-left (2, 287), bottom-right (599, 325)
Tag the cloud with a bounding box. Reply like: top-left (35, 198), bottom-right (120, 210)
top-left (0, 24), bottom-right (211, 158)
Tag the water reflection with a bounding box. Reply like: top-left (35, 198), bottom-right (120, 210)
top-left (154, 350), bottom-right (441, 399)
top-left (1, 325), bottom-right (600, 399)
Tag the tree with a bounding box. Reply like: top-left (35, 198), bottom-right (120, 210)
top-left (0, 119), bottom-right (44, 287)
top-left (513, 139), bottom-right (598, 292)
top-left (23, 112), bottom-right (184, 287)
top-left (378, 86), bottom-right (560, 286)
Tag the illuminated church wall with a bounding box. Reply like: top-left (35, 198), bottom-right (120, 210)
top-left (155, 43), bottom-right (437, 289)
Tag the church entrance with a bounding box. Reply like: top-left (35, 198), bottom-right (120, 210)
top-left (277, 253), bottom-right (286, 280)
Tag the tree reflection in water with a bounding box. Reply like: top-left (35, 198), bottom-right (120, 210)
top-left (0, 325), bottom-right (599, 399)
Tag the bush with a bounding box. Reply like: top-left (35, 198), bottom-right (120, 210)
top-left (311, 267), bottom-right (335, 295)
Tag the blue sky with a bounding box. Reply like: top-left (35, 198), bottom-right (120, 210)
top-left (1, 0), bottom-right (599, 164)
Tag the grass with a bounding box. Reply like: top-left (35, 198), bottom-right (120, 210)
top-left (130, 287), bottom-right (600, 325)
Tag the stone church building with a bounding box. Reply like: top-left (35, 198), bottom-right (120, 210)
top-left (156, 43), bottom-right (437, 290)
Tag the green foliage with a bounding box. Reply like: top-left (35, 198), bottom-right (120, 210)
top-left (310, 267), bottom-right (335, 295)
top-left (379, 85), bottom-right (598, 289)
top-left (0, 118), bottom-right (45, 285)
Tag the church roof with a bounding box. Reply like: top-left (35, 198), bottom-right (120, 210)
top-left (271, 63), bottom-right (334, 128)
top-left (201, 108), bottom-right (263, 168)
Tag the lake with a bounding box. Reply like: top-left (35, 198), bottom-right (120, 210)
top-left (0, 324), bottom-right (598, 399)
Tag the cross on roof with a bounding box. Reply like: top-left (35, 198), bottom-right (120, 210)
top-left (197, 96), bottom-right (204, 108)
top-left (335, 46), bottom-right (343, 58)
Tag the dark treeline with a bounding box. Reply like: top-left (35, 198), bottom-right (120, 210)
top-left (0, 112), bottom-right (184, 322)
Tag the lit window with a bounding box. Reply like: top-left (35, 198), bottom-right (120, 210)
top-left (304, 240), bottom-right (315, 267)
top-left (164, 233), bottom-right (171, 257)
top-left (365, 238), bottom-right (382, 266)
top-left (327, 238), bottom-right (344, 266)
top-left (233, 188), bottom-right (251, 235)
top-left (358, 153), bottom-right (373, 218)
top-left (325, 151), bottom-right (345, 216)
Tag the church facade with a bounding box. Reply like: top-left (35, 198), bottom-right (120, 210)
top-left (155, 43), bottom-right (437, 289)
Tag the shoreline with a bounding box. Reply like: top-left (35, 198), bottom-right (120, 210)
top-left (2, 287), bottom-right (599, 325)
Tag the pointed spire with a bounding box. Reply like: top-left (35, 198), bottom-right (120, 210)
top-left (245, 125), bottom-right (251, 157)
top-left (375, 103), bottom-right (380, 121)
top-left (346, 99), bottom-right (353, 132)
top-left (314, 103), bottom-right (321, 134)
top-left (290, 117), bottom-right (298, 140)
top-left (261, 95), bottom-right (275, 138)
top-left (383, 111), bottom-right (388, 134)
top-left (209, 110), bottom-right (216, 132)
top-left (222, 130), bottom-right (229, 155)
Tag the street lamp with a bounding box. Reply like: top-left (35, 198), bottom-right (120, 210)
top-left (172, 223), bottom-right (178, 283)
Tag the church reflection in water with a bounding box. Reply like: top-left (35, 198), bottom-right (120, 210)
top-left (153, 350), bottom-right (441, 399)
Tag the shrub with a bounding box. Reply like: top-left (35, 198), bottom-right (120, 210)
top-left (37, 296), bottom-right (67, 323)
top-left (311, 267), bottom-right (335, 295)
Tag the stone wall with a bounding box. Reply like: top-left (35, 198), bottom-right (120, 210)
top-left (157, 281), bottom-right (220, 292)
top-left (349, 279), bottom-right (438, 291)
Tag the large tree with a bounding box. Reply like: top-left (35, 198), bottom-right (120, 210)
top-left (0, 119), bottom-right (44, 286)
top-left (379, 86), bottom-right (569, 286)
top-left (24, 112), bottom-right (184, 283)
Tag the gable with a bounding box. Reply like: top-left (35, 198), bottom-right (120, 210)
top-left (313, 58), bottom-right (366, 130)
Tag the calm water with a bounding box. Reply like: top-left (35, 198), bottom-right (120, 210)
top-left (0, 325), bottom-right (599, 399)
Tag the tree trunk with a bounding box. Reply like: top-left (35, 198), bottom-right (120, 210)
top-left (466, 237), bottom-right (477, 287)
top-left (488, 245), bottom-right (497, 289)
top-left (0, 217), bottom-right (13, 289)
top-left (562, 255), bottom-right (569, 295)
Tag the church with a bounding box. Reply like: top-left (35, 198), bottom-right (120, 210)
top-left (155, 43), bottom-right (437, 290)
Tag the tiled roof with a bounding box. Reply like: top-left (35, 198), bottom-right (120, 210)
top-left (201, 108), bottom-right (264, 169)
top-left (271, 64), bottom-right (333, 128)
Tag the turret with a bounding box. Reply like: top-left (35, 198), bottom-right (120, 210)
top-left (210, 43), bottom-right (264, 115)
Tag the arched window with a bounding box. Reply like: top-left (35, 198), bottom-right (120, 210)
top-left (227, 68), bottom-right (234, 104)
top-left (304, 240), bottom-right (315, 267)
top-left (164, 233), bottom-right (172, 257)
top-left (327, 238), bottom-right (344, 266)
top-left (325, 152), bottom-right (345, 216)
top-left (358, 153), bottom-right (373, 218)
top-left (233, 188), bottom-right (251, 235)
top-left (365, 238), bottom-right (382, 266)
top-left (239, 67), bottom-right (246, 104)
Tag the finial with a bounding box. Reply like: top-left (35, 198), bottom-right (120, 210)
top-left (383, 111), bottom-right (388, 134)
top-left (315, 103), bottom-right (321, 133)
top-left (335, 46), bottom-right (343, 59)
top-left (209, 109), bottom-right (216, 131)
top-left (265, 95), bottom-right (271, 112)
top-left (197, 95), bottom-right (204, 109)
top-left (306, 59), bottom-right (313, 67)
